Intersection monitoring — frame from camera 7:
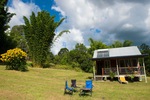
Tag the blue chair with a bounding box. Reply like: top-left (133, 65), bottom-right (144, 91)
top-left (79, 80), bottom-right (93, 96)
top-left (64, 81), bottom-right (74, 95)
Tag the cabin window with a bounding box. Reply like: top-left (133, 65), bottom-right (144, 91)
top-left (97, 51), bottom-right (109, 58)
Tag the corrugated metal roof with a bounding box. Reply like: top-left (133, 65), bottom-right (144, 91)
top-left (93, 46), bottom-right (141, 58)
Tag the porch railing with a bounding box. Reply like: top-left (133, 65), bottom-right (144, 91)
top-left (102, 66), bottom-right (144, 75)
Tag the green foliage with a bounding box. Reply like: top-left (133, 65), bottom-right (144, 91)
top-left (53, 48), bottom-right (70, 65)
top-left (0, 0), bottom-right (15, 31)
top-left (53, 43), bottom-right (93, 72)
top-left (69, 43), bottom-right (93, 72)
top-left (0, 48), bottom-right (28, 71)
top-left (110, 41), bottom-right (123, 48)
top-left (139, 43), bottom-right (150, 76)
top-left (53, 55), bottom-right (61, 64)
top-left (42, 62), bottom-right (54, 68)
top-left (128, 74), bottom-right (135, 82)
top-left (9, 25), bottom-right (28, 51)
top-left (23, 11), bottom-right (67, 67)
top-left (88, 38), bottom-right (108, 55)
top-left (53, 30), bottom-right (70, 43)
top-left (71, 62), bottom-right (80, 68)
top-left (123, 40), bottom-right (133, 47)
top-left (57, 48), bottom-right (69, 65)
top-left (26, 61), bottom-right (33, 67)
top-left (58, 48), bottom-right (69, 56)
top-left (109, 70), bottom-right (115, 80)
top-left (45, 51), bottom-right (55, 64)
top-left (110, 40), bottom-right (133, 48)
top-left (0, 0), bottom-right (16, 54)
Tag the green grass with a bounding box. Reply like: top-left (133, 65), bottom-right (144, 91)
top-left (0, 65), bottom-right (150, 100)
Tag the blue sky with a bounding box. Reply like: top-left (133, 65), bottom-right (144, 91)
top-left (8, 0), bottom-right (61, 21)
top-left (8, 0), bottom-right (150, 54)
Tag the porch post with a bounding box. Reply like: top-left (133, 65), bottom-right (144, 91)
top-left (93, 65), bottom-right (96, 81)
top-left (142, 58), bottom-right (147, 83)
top-left (116, 59), bottom-right (119, 77)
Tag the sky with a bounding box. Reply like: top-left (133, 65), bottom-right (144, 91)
top-left (7, 0), bottom-right (150, 54)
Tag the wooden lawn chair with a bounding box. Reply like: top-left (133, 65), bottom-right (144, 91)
top-left (119, 76), bottom-right (128, 84)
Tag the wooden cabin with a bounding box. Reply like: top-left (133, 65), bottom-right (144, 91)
top-left (91, 46), bottom-right (147, 83)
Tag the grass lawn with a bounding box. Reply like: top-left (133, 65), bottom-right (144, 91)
top-left (0, 65), bottom-right (150, 100)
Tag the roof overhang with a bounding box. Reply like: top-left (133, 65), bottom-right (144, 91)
top-left (90, 54), bottom-right (148, 61)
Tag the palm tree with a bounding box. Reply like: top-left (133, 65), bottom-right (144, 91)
top-left (23, 11), bottom-right (69, 67)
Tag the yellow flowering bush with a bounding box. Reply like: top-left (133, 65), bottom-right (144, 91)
top-left (0, 48), bottom-right (28, 71)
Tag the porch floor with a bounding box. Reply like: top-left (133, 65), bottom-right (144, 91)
top-left (94, 75), bottom-right (145, 81)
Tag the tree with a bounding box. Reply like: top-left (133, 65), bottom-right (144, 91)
top-left (54, 48), bottom-right (69, 65)
top-left (0, 0), bottom-right (16, 54)
top-left (110, 41), bottom-right (123, 48)
top-left (139, 43), bottom-right (150, 53)
top-left (123, 40), bottom-right (133, 47)
top-left (9, 25), bottom-right (27, 51)
top-left (69, 43), bottom-right (93, 72)
top-left (88, 38), bottom-right (108, 55)
top-left (23, 11), bottom-right (69, 67)
top-left (139, 43), bottom-right (150, 76)
top-left (58, 48), bottom-right (69, 56)
top-left (110, 40), bottom-right (133, 48)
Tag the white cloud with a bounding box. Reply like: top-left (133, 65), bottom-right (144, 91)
top-left (51, 6), bottom-right (65, 17)
top-left (145, 8), bottom-right (150, 28)
top-left (8, 0), bottom-right (41, 28)
top-left (51, 28), bottom-right (84, 54)
top-left (52, 0), bottom-right (150, 52)
top-left (53, 0), bottom-right (99, 30)
top-left (122, 23), bottom-right (133, 29)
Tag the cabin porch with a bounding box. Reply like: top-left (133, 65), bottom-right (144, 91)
top-left (94, 67), bottom-right (145, 82)
top-left (93, 58), bottom-right (147, 83)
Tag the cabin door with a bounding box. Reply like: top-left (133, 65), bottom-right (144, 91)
top-left (96, 60), bottom-right (104, 75)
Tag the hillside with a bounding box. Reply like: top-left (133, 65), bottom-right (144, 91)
top-left (0, 65), bottom-right (150, 100)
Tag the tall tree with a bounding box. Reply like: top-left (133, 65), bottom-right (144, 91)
top-left (0, 0), bottom-right (16, 54)
top-left (23, 11), bottom-right (69, 67)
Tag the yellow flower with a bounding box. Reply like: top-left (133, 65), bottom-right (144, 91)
top-left (0, 48), bottom-right (27, 63)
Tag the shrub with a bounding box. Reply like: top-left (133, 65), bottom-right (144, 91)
top-left (71, 62), bottom-right (80, 68)
top-left (109, 70), bottom-right (115, 80)
top-left (42, 62), bottom-right (54, 68)
top-left (26, 61), bottom-right (33, 67)
top-left (0, 48), bottom-right (28, 71)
